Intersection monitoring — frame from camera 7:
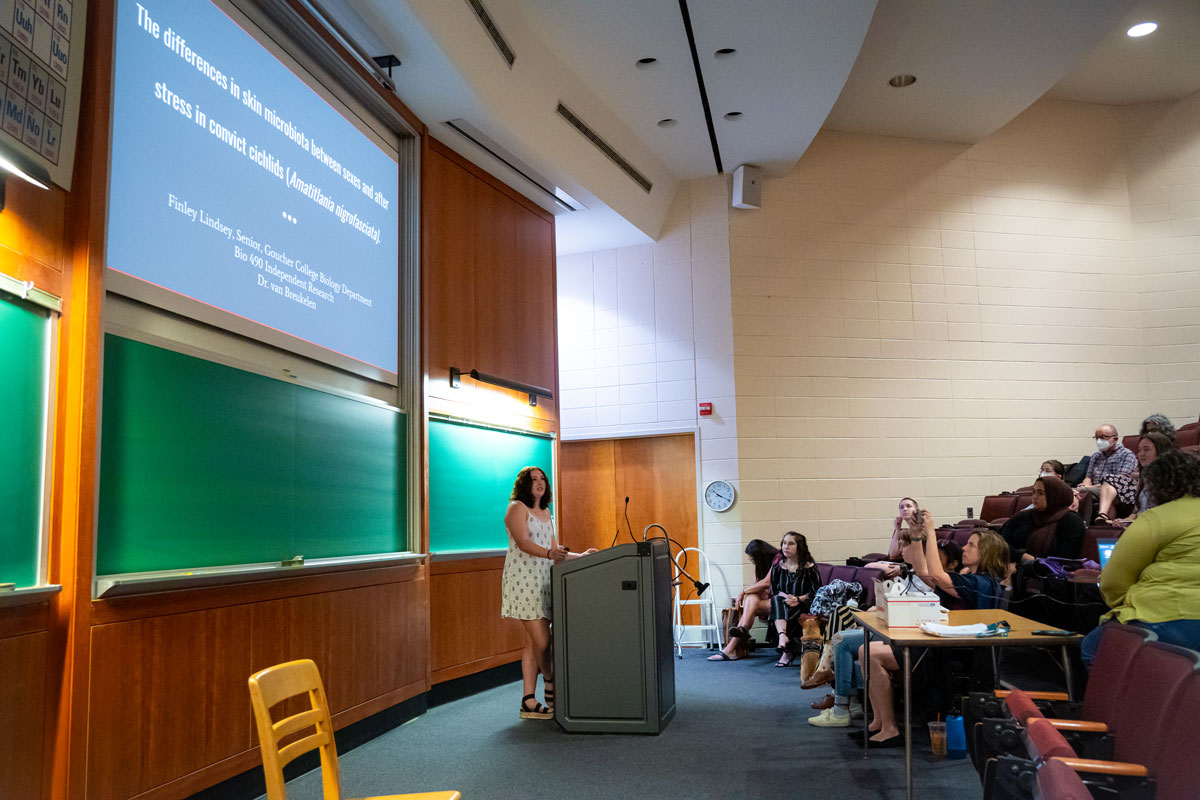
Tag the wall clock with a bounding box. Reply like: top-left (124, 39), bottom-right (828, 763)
top-left (703, 480), bottom-right (736, 512)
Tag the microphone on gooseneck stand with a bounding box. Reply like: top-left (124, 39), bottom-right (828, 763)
top-left (625, 497), bottom-right (636, 543)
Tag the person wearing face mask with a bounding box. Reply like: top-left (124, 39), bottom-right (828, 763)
top-left (1077, 424), bottom-right (1138, 523)
top-left (999, 475), bottom-right (1086, 563)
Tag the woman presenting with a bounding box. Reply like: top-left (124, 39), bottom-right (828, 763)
top-left (501, 466), bottom-right (595, 719)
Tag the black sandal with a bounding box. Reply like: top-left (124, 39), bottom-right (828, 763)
top-left (520, 694), bottom-right (553, 719)
top-left (543, 678), bottom-right (555, 710)
top-left (776, 633), bottom-right (790, 654)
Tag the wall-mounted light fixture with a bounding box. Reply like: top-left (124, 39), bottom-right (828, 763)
top-left (450, 367), bottom-right (554, 407)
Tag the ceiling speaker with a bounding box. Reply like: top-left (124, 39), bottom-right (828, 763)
top-left (732, 165), bottom-right (761, 209)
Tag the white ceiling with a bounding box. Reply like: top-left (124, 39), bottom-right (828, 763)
top-left (316, 0), bottom-right (1200, 255)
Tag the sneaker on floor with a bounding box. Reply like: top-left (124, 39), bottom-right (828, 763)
top-left (849, 701), bottom-right (864, 718)
top-left (808, 707), bottom-right (851, 727)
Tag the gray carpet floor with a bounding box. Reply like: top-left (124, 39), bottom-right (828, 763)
top-left (264, 649), bottom-right (985, 800)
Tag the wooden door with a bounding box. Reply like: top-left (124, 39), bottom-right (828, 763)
top-left (558, 433), bottom-right (701, 621)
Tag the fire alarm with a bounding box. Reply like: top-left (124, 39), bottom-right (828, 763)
top-left (698, 402), bottom-right (713, 416)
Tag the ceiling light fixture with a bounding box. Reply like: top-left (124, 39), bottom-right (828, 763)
top-left (636, 57), bottom-right (658, 68)
top-left (888, 74), bottom-right (917, 88)
top-left (1126, 21), bottom-right (1157, 37)
top-left (715, 48), bottom-right (736, 58)
top-left (723, 111), bottom-right (742, 120)
top-left (657, 118), bottom-right (677, 128)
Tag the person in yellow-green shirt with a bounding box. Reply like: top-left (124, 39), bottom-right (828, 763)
top-left (1082, 450), bottom-right (1200, 666)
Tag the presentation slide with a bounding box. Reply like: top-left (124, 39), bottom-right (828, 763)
top-left (105, 0), bottom-right (399, 373)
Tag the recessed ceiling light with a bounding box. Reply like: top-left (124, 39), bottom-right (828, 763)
top-left (1127, 21), bottom-right (1157, 37)
top-left (715, 48), bottom-right (736, 58)
top-left (723, 111), bottom-right (742, 120)
top-left (657, 118), bottom-right (677, 128)
top-left (888, 74), bottom-right (916, 88)
top-left (636, 57), bottom-right (658, 68)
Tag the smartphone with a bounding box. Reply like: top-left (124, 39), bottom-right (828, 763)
top-left (1031, 629), bottom-right (1075, 636)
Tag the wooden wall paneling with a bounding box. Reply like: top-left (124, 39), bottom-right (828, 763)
top-left (428, 558), bottom-right (523, 683)
top-left (422, 143), bottom-right (477, 400)
top-left (87, 606), bottom-right (254, 800)
top-left (0, 631), bottom-right (48, 799)
top-left (471, 181), bottom-right (522, 384)
top-left (515, 208), bottom-right (556, 393)
top-left (558, 439), bottom-right (617, 554)
top-left (249, 581), bottom-right (428, 717)
top-left (51, 1), bottom-right (114, 797)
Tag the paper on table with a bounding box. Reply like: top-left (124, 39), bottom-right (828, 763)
top-left (919, 622), bottom-right (991, 637)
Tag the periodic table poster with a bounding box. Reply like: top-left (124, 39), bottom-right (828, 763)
top-left (0, 0), bottom-right (86, 189)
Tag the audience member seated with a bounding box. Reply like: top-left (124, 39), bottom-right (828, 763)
top-left (864, 497), bottom-right (920, 577)
top-left (1081, 449), bottom-right (1200, 666)
top-left (1077, 423), bottom-right (1138, 523)
top-left (708, 539), bottom-right (778, 661)
top-left (766, 531), bottom-right (821, 667)
top-left (1040, 459), bottom-right (1065, 480)
top-left (1140, 412), bottom-right (1177, 442)
top-left (1114, 432), bottom-right (1176, 525)
top-left (855, 523), bottom-right (1008, 746)
top-left (807, 540), bottom-right (961, 728)
top-left (1017, 461), bottom-right (1067, 510)
top-left (999, 475), bottom-right (1085, 564)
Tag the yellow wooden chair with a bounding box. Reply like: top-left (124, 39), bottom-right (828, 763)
top-left (248, 659), bottom-right (461, 800)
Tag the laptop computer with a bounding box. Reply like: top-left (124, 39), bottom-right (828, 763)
top-left (1097, 538), bottom-right (1118, 570)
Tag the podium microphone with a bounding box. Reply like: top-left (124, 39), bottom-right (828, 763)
top-left (624, 496), bottom-right (634, 543)
top-left (643, 523), bottom-right (708, 596)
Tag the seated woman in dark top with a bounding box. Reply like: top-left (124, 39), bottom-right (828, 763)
top-left (999, 475), bottom-right (1085, 564)
top-left (767, 531), bottom-right (821, 667)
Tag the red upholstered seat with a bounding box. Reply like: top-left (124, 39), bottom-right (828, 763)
top-left (1080, 525), bottom-right (1122, 564)
top-left (979, 494), bottom-right (1018, 522)
top-left (1081, 623), bottom-right (1155, 724)
top-left (1176, 423), bottom-right (1199, 448)
top-left (1023, 718), bottom-right (1077, 761)
top-left (1104, 642), bottom-right (1200, 765)
top-left (1151, 666), bottom-right (1200, 800)
top-left (1122, 434), bottom-right (1140, 452)
top-left (1033, 759), bottom-right (1092, 800)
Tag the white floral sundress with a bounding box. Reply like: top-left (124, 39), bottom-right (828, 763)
top-left (500, 509), bottom-right (555, 620)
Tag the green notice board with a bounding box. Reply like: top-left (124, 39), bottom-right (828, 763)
top-left (97, 335), bottom-right (406, 575)
top-left (0, 295), bottom-right (51, 588)
top-left (428, 418), bottom-right (553, 553)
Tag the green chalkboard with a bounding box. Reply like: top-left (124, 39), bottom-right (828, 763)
top-left (97, 335), bottom-right (406, 575)
top-left (428, 418), bottom-right (554, 553)
top-left (0, 295), bottom-right (51, 588)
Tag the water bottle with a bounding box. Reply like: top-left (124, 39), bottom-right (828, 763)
top-left (945, 714), bottom-right (967, 759)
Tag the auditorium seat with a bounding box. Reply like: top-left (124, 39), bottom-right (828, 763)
top-left (816, 563), bottom-right (884, 608)
top-left (979, 494), bottom-right (1018, 522)
top-left (1148, 660), bottom-right (1200, 800)
top-left (1032, 758), bottom-right (1093, 800)
top-left (1176, 423), bottom-right (1199, 448)
top-left (1080, 525), bottom-right (1123, 563)
top-left (1121, 433), bottom-right (1140, 452)
top-left (986, 644), bottom-right (1200, 800)
top-left (968, 623), bottom-right (1155, 768)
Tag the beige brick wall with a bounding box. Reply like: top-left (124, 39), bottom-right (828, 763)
top-left (730, 97), bottom-right (1197, 563)
top-left (1128, 93), bottom-right (1200, 421)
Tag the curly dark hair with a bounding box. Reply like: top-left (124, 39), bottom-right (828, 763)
top-left (510, 466), bottom-right (552, 509)
top-left (1143, 449), bottom-right (1200, 507)
top-left (745, 539), bottom-right (780, 581)
top-left (780, 531), bottom-right (815, 567)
